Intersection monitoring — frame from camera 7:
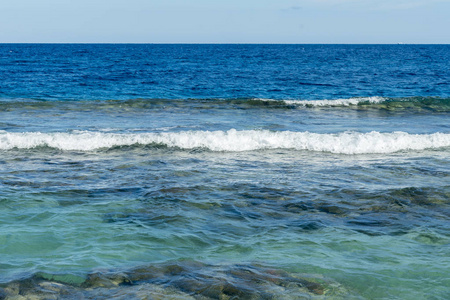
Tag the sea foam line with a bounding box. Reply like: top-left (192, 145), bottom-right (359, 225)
top-left (0, 130), bottom-right (449, 154)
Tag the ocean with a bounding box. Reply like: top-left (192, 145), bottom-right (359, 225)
top-left (0, 44), bottom-right (449, 299)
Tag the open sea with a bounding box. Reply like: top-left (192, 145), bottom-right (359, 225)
top-left (0, 44), bottom-right (449, 299)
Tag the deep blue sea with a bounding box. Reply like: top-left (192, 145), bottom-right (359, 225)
top-left (0, 44), bottom-right (449, 299)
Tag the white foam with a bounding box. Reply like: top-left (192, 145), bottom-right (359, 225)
top-left (258, 97), bottom-right (386, 107)
top-left (0, 130), bottom-right (449, 154)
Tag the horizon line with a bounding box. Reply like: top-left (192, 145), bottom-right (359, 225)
top-left (1, 42), bottom-right (449, 45)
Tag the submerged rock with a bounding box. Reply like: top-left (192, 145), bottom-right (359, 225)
top-left (82, 272), bottom-right (132, 288)
top-left (0, 261), bottom-right (356, 299)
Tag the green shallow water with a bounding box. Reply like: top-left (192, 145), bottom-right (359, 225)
top-left (1, 148), bottom-right (449, 299)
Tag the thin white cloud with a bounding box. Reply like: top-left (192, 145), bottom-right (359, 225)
top-left (281, 5), bottom-right (303, 12)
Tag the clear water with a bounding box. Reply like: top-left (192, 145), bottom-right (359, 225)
top-left (0, 44), bottom-right (449, 299)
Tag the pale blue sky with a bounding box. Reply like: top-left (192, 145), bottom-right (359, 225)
top-left (1, 0), bottom-right (449, 43)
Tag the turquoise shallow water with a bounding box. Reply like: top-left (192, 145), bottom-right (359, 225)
top-left (1, 145), bottom-right (449, 298)
top-left (0, 44), bottom-right (449, 299)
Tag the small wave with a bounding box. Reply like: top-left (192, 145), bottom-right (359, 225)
top-left (1, 96), bottom-right (449, 112)
top-left (277, 96), bottom-right (386, 107)
top-left (1, 130), bottom-right (449, 154)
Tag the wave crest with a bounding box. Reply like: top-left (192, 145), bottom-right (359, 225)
top-left (1, 130), bottom-right (449, 154)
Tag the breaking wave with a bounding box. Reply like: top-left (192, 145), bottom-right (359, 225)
top-left (259, 96), bottom-right (386, 107)
top-left (256, 96), bottom-right (450, 111)
top-left (1, 130), bottom-right (449, 154)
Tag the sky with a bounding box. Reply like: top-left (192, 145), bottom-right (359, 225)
top-left (1, 0), bottom-right (449, 43)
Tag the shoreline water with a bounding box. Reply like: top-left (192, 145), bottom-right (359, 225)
top-left (1, 44), bottom-right (449, 299)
